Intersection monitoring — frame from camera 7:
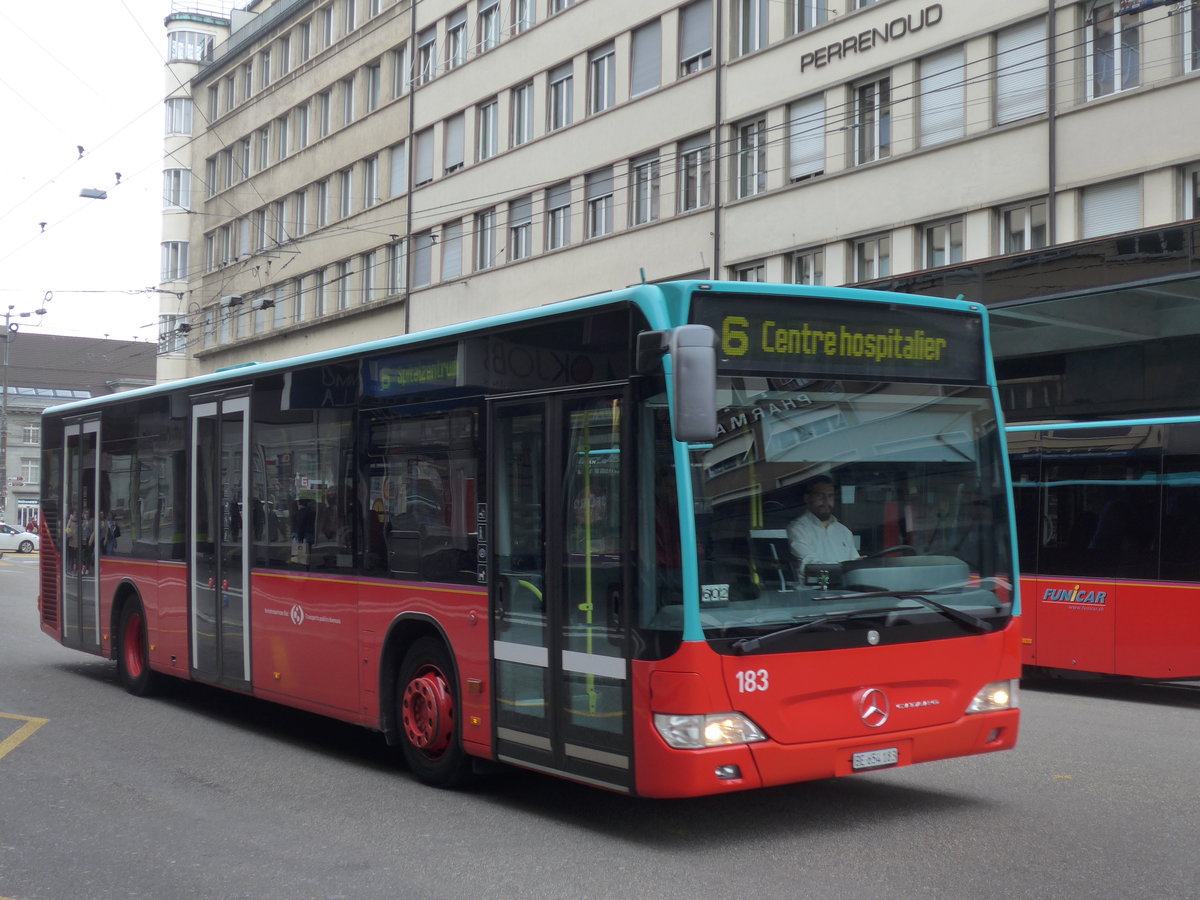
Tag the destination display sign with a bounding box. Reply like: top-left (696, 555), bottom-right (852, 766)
top-left (690, 292), bottom-right (985, 383)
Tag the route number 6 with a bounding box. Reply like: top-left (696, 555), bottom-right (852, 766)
top-left (736, 669), bottom-right (769, 693)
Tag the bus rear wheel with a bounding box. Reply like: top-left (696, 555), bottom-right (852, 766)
top-left (397, 637), bottom-right (471, 788)
top-left (117, 601), bottom-right (161, 697)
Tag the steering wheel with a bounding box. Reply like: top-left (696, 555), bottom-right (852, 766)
top-left (866, 544), bottom-right (918, 558)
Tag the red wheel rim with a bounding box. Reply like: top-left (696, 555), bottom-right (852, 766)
top-left (401, 664), bottom-right (454, 758)
top-left (123, 612), bottom-right (145, 680)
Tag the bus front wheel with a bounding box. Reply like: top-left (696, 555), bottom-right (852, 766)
top-left (117, 601), bottom-right (161, 697)
top-left (396, 637), bottom-right (472, 788)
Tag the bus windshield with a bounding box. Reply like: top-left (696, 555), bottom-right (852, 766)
top-left (688, 378), bottom-right (1013, 653)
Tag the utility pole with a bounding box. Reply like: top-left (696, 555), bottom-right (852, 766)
top-left (1, 300), bottom-right (49, 521)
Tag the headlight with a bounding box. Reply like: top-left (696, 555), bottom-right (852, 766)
top-left (653, 712), bottom-right (767, 749)
top-left (967, 679), bottom-right (1019, 713)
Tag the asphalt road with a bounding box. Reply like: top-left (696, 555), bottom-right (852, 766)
top-left (2, 556), bottom-right (1198, 900)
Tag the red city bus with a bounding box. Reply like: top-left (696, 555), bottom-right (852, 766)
top-left (1009, 417), bottom-right (1200, 679)
top-left (39, 281), bottom-right (1019, 798)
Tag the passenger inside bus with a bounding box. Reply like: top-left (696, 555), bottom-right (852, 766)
top-left (786, 475), bottom-right (863, 583)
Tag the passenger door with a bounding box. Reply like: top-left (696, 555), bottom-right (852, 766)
top-left (61, 419), bottom-right (101, 652)
top-left (189, 395), bottom-right (251, 689)
top-left (490, 391), bottom-right (633, 791)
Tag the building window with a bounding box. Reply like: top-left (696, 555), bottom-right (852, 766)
top-left (551, 0), bottom-right (574, 12)
top-left (279, 35), bottom-right (292, 76)
top-left (853, 76), bottom-right (891, 165)
top-left (1184, 164), bottom-right (1200, 219)
top-left (167, 30), bottom-right (213, 62)
top-left (409, 231), bottom-right (430, 287)
top-left (788, 96), bottom-right (824, 181)
top-left (924, 219), bottom-right (964, 267)
top-left (390, 141), bottom-right (408, 196)
top-left (363, 155), bottom-right (379, 208)
top-left (316, 180), bottom-right (329, 227)
top-left (585, 168), bottom-right (614, 238)
top-left (342, 76), bottom-right (356, 125)
top-left (442, 221), bottom-right (464, 279)
top-left (321, 6), bottom-right (334, 47)
top-left (274, 199), bottom-right (289, 244)
top-left (735, 0), bottom-right (767, 56)
top-left (736, 117), bottom-right (767, 199)
top-left (415, 128), bottom-right (434, 185)
top-left (549, 63), bottom-right (573, 131)
top-left (1081, 177), bottom-right (1141, 238)
top-left (1000, 200), bottom-right (1048, 253)
top-left (631, 20), bottom-right (661, 97)
top-left (791, 248), bottom-right (824, 285)
top-left (854, 234), bottom-right (891, 280)
top-left (630, 154), bottom-right (660, 226)
top-left (335, 260), bottom-right (351, 310)
top-left (546, 181), bottom-right (572, 250)
top-left (735, 261), bottom-right (765, 282)
top-left (790, 0), bottom-right (826, 34)
top-left (296, 103), bottom-right (310, 149)
top-left (338, 168), bottom-right (353, 218)
top-left (294, 190), bottom-right (308, 236)
top-left (205, 158), bottom-right (217, 198)
top-left (477, 100), bottom-right (499, 161)
top-left (513, 0), bottom-right (535, 33)
top-left (254, 209), bottom-right (268, 250)
top-left (221, 148), bottom-right (235, 189)
top-left (224, 73), bottom-right (236, 111)
top-left (509, 195), bottom-right (533, 261)
top-left (255, 127), bottom-right (269, 171)
top-left (312, 269), bottom-right (327, 317)
top-left (344, 0), bottom-right (357, 33)
top-left (511, 82), bottom-right (534, 146)
top-left (478, 1), bottom-right (501, 52)
top-left (447, 9), bottom-right (468, 69)
top-left (679, 0), bottom-right (713, 74)
top-left (22, 424), bottom-right (41, 445)
top-left (361, 250), bottom-right (379, 302)
top-left (159, 316), bottom-right (187, 354)
top-left (366, 62), bottom-right (381, 112)
top-left (416, 28), bottom-right (437, 85)
top-left (589, 44), bottom-right (616, 114)
top-left (207, 84), bottom-right (219, 121)
top-left (475, 209), bottom-right (497, 270)
top-left (919, 47), bottom-right (964, 147)
top-left (243, 61), bottom-right (254, 100)
top-left (679, 133), bottom-right (712, 211)
top-left (277, 115), bottom-right (289, 160)
top-left (996, 18), bottom-right (1048, 124)
top-left (260, 50), bottom-right (272, 89)
top-left (163, 169), bottom-right (191, 209)
top-left (19, 458), bottom-right (39, 488)
top-left (1187, 3), bottom-right (1200, 72)
top-left (298, 22), bottom-right (311, 62)
top-left (445, 113), bottom-right (465, 173)
top-left (237, 138), bottom-right (251, 181)
top-left (393, 43), bottom-right (411, 96)
top-left (387, 239), bottom-right (407, 295)
top-left (318, 90), bottom-right (332, 137)
top-left (164, 98), bottom-right (193, 135)
top-left (161, 241), bottom-right (189, 281)
top-left (1088, 2), bottom-right (1140, 99)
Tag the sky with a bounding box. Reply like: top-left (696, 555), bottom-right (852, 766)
top-left (0, 1), bottom-right (209, 342)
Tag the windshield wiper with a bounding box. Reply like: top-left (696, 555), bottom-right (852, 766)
top-left (898, 592), bottom-right (993, 633)
top-left (731, 606), bottom-right (903, 654)
top-left (819, 586), bottom-right (995, 634)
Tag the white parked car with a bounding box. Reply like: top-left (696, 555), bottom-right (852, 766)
top-left (0, 523), bottom-right (39, 553)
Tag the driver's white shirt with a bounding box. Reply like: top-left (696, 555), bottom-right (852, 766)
top-left (787, 510), bottom-right (858, 571)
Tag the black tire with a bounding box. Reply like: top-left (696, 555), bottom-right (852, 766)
top-left (117, 601), bottom-right (162, 697)
top-left (18, 540), bottom-right (34, 553)
top-left (396, 637), bottom-right (472, 788)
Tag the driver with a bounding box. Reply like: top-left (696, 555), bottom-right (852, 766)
top-left (787, 475), bottom-right (861, 577)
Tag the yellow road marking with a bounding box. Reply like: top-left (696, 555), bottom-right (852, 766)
top-left (0, 712), bottom-right (49, 761)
